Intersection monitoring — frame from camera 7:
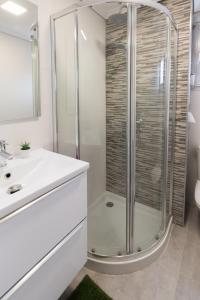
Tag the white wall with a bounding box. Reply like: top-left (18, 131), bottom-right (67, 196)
top-left (187, 88), bottom-right (200, 204)
top-left (187, 11), bottom-right (200, 204)
top-left (0, 0), bottom-right (76, 154)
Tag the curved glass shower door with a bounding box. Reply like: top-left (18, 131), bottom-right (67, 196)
top-left (133, 6), bottom-right (169, 252)
top-left (78, 4), bottom-right (129, 256)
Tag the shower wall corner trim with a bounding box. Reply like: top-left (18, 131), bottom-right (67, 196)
top-left (126, 4), bottom-right (137, 255)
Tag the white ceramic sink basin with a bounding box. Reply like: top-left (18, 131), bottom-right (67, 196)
top-left (0, 148), bottom-right (89, 219)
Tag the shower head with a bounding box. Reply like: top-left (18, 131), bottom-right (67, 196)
top-left (109, 4), bottom-right (127, 25)
top-left (119, 4), bottom-right (128, 14)
top-left (109, 12), bottom-right (127, 25)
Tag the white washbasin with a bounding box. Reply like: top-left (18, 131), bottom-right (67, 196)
top-left (0, 148), bottom-right (89, 219)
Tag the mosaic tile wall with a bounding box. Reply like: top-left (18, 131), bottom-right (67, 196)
top-left (135, 7), bottom-right (167, 212)
top-left (106, 16), bottom-right (128, 198)
top-left (106, 9), bottom-right (167, 211)
top-left (106, 0), bottom-right (191, 225)
top-left (163, 0), bottom-right (191, 225)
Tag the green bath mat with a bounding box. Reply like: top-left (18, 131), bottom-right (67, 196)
top-left (68, 275), bottom-right (112, 300)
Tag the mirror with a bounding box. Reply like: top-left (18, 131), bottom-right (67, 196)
top-left (0, 0), bottom-right (40, 123)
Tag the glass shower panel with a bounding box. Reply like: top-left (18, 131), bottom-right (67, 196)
top-left (134, 7), bottom-right (168, 252)
top-left (78, 7), bottom-right (106, 208)
top-left (54, 14), bottom-right (77, 158)
top-left (78, 4), bottom-right (128, 256)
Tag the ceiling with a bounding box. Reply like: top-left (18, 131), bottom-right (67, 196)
top-left (0, 0), bottom-right (37, 40)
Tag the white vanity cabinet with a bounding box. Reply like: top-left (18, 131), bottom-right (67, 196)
top-left (8, 220), bottom-right (87, 300)
top-left (0, 150), bottom-right (88, 300)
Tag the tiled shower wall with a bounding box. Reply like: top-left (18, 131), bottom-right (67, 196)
top-left (164, 0), bottom-right (191, 225)
top-left (106, 9), bottom-right (167, 212)
top-left (106, 0), bottom-right (191, 225)
top-left (135, 7), bottom-right (168, 212)
top-left (106, 17), bottom-right (128, 198)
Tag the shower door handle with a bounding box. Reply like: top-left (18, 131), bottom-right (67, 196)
top-left (136, 118), bottom-right (143, 125)
top-left (136, 118), bottom-right (143, 144)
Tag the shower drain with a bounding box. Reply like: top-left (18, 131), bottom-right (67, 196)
top-left (106, 201), bottom-right (114, 208)
top-left (137, 247), bottom-right (142, 252)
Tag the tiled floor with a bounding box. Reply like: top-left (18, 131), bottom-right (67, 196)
top-left (65, 205), bottom-right (200, 300)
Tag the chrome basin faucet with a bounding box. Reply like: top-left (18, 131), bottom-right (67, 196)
top-left (0, 158), bottom-right (7, 168)
top-left (0, 140), bottom-right (13, 160)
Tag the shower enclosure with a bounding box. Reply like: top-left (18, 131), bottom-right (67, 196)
top-left (51, 0), bottom-right (177, 273)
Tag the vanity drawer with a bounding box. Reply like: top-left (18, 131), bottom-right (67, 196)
top-left (4, 220), bottom-right (87, 300)
top-left (0, 172), bottom-right (87, 298)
